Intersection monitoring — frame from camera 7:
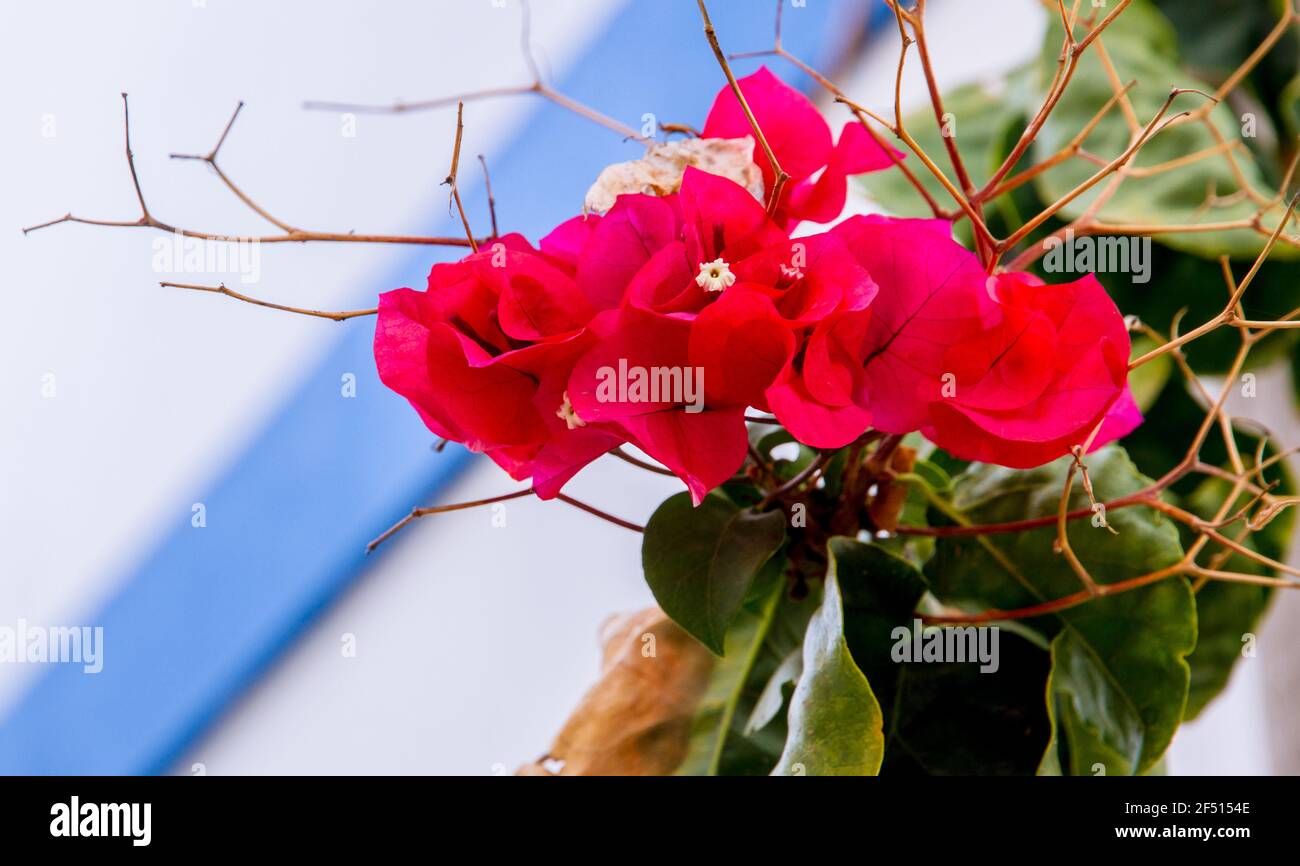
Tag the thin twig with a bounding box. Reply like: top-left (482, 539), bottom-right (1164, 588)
top-left (696, 0), bottom-right (790, 216)
top-left (478, 154), bottom-right (499, 238)
top-left (610, 446), bottom-right (676, 477)
top-left (367, 486), bottom-right (642, 554)
top-left (23, 94), bottom-right (481, 248)
top-left (444, 102), bottom-right (478, 253)
top-left (302, 0), bottom-right (647, 142)
top-left (158, 282), bottom-right (377, 321)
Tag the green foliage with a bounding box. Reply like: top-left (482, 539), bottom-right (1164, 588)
top-left (648, 0), bottom-right (1300, 777)
top-left (1154, 0), bottom-right (1299, 156)
top-left (859, 73), bottom-right (1031, 217)
top-left (772, 542), bottom-right (884, 775)
top-left (1096, 249), bottom-right (1300, 375)
top-left (1034, 0), bottom-right (1294, 259)
top-left (653, 439), bottom-right (1286, 774)
top-left (925, 447), bottom-right (1195, 774)
top-left (642, 491), bottom-right (786, 655)
top-left (863, 0), bottom-right (1300, 377)
top-left (834, 538), bottom-right (1052, 775)
top-left (675, 559), bottom-right (817, 776)
top-left (1114, 373), bottom-right (1293, 719)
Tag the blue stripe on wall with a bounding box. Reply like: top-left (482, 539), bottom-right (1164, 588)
top-left (0, 0), bottom-right (876, 775)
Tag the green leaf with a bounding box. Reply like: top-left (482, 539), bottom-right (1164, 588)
top-left (743, 648), bottom-right (801, 737)
top-left (773, 544), bottom-right (885, 776)
top-left (926, 446), bottom-right (1195, 774)
top-left (859, 71), bottom-right (1033, 229)
top-left (642, 492), bottom-right (787, 655)
top-left (1281, 72), bottom-right (1300, 140)
top-left (832, 538), bottom-right (1052, 775)
top-left (1179, 467), bottom-right (1291, 718)
top-left (1126, 336), bottom-right (1174, 413)
top-left (1033, 0), bottom-right (1297, 259)
top-left (675, 570), bottom-right (783, 776)
top-left (886, 631), bottom-right (1052, 776)
top-left (675, 557), bottom-right (821, 776)
top-left (1121, 373), bottom-right (1293, 719)
top-left (1154, 0), bottom-right (1299, 139)
top-left (1184, 581), bottom-right (1270, 719)
top-left (1043, 685), bottom-right (1127, 776)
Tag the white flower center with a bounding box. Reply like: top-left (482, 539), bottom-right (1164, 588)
top-left (556, 391), bottom-right (586, 430)
top-left (695, 257), bottom-right (736, 293)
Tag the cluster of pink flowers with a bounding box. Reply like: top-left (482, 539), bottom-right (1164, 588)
top-left (375, 69), bottom-right (1140, 504)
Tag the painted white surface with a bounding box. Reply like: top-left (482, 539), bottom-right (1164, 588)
top-left (0, 0), bottom-right (623, 718)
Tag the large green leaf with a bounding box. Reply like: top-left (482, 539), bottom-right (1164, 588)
top-left (772, 545), bottom-right (884, 776)
top-left (833, 538), bottom-right (1053, 775)
top-left (926, 446), bottom-right (1195, 775)
top-left (675, 554), bottom-right (822, 776)
top-left (642, 492), bottom-right (786, 655)
top-left (1154, 0), bottom-right (1299, 145)
top-left (1183, 581), bottom-right (1270, 720)
top-left (1121, 373), bottom-right (1293, 719)
top-left (860, 74), bottom-right (1030, 216)
top-left (886, 632), bottom-right (1052, 776)
top-left (1179, 469), bottom-right (1292, 718)
top-left (675, 566), bottom-right (782, 775)
top-left (1032, 0), bottom-right (1297, 259)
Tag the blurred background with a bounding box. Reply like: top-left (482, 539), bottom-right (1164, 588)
top-left (2, 0), bottom-right (1296, 775)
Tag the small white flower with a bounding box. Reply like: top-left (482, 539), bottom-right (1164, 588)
top-left (556, 391), bottom-right (586, 430)
top-left (695, 257), bottom-right (736, 293)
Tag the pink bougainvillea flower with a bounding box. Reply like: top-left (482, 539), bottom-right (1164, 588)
top-left (524, 360), bottom-right (625, 499)
top-left (729, 231), bottom-right (878, 326)
top-left (561, 178), bottom-right (778, 499)
top-left (689, 289), bottom-right (797, 408)
top-left (566, 305), bottom-right (753, 503)
top-left (622, 168), bottom-right (787, 314)
top-left (377, 101), bottom-right (1140, 510)
top-left (923, 270), bottom-right (1138, 467)
top-left (616, 408), bottom-right (750, 505)
top-left (623, 168), bottom-right (877, 325)
top-left (374, 237), bottom-right (625, 498)
top-left (833, 215), bottom-right (1139, 467)
top-left (1094, 384), bottom-right (1144, 446)
top-left (573, 195), bottom-right (681, 311)
top-left (765, 308), bottom-right (876, 449)
top-left (702, 66), bottom-right (901, 226)
top-left (562, 169), bottom-right (882, 496)
top-left (831, 216), bottom-right (991, 434)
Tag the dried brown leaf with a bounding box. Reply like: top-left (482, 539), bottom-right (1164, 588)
top-left (517, 607), bottom-right (714, 776)
top-left (583, 137), bottom-right (764, 214)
